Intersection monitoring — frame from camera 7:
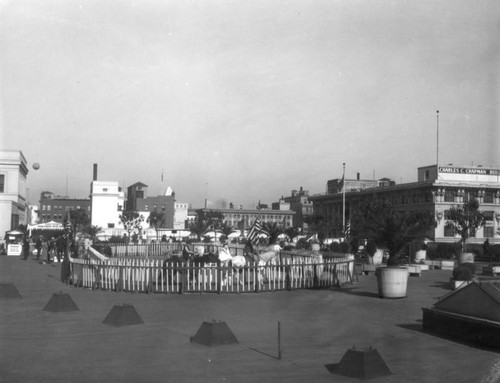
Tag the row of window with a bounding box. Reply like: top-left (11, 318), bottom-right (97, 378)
top-left (444, 224), bottom-right (495, 238)
top-left (442, 190), bottom-right (495, 203)
top-left (443, 210), bottom-right (496, 220)
top-left (40, 205), bottom-right (90, 211)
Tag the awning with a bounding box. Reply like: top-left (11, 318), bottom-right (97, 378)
top-left (28, 221), bottom-right (64, 235)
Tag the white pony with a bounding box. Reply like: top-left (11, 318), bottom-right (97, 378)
top-left (254, 244), bottom-right (282, 286)
top-left (218, 245), bottom-right (247, 287)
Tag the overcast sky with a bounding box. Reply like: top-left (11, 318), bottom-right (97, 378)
top-left (1, 0), bottom-right (499, 209)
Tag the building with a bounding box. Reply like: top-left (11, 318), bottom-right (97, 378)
top-left (280, 187), bottom-right (314, 232)
top-left (0, 150), bottom-right (28, 235)
top-left (127, 182), bottom-right (184, 229)
top-left (310, 164), bottom-right (500, 244)
top-left (174, 202), bottom-right (189, 230)
top-left (90, 180), bottom-right (125, 234)
top-left (38, 191), bottom-right (91, 223)
top-left (125, 182), bottom-right (148, 211)
top-left (198, 206), bottom-right (295, 230)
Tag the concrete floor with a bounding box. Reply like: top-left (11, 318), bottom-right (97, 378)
top-left (1, 255), bottom-right (499, 383)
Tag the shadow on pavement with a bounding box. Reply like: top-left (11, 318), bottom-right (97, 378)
top-left (339, 287), bottom-right (380, 299)
top-left (430, 281), bottom-right (452, 290)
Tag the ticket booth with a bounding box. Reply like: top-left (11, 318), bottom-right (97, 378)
top-left (5, 231), bottom-right (24, 256)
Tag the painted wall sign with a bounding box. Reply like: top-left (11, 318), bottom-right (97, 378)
top-left (438, 167), bottom-right (500, 175)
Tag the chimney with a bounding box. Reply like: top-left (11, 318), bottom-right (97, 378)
top-left (357, 172), bottom-right (360, 180)
top-left (93, 163), bottom-right (98, 181)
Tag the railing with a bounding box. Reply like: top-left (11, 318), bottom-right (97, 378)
top-left (99, 243), bottom-right (183, 257)
top-left (69, 257), bottom-right (354, 294)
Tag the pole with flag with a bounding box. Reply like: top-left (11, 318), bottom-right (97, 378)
top-left (248, 218), bottom-right (264, 245)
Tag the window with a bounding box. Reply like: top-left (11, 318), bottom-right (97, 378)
top-left (108, 223), bottom-right (115, 228)
top-left (484, 226), bottom-right (494, 238)
top-left (103, 188), bottom-right (108, 192)
top-left (484, 191), bottom-right (494, 203)
top-left (444, 190), bottom-right (454, 202)
top-left (464, 191), bottom-right (477, 202)
top-left (0, 174), bottom-right (4, 193)
top-left (484, 211), bottom-right (494, 221)
top-left (444, 223), bottom-right (455, 237)
top-left (145, 204), bottom-right (149, 210)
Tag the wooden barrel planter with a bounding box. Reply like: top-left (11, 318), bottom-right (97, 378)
top-left (376, 267), bottom-right (409, 298)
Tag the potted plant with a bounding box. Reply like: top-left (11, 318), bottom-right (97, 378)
top-left (352, 200), bottom-right (436, 298)
top-left (447, 198), bottom-right (485, 265)
top-left (450, 263), bottom-right (475, 289)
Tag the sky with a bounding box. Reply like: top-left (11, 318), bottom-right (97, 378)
top-left (1, 0), bottom-right (499, 209)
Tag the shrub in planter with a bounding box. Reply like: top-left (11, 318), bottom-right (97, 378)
top-left (452, 263), bottom-right (476, 281)
top-left (339, 241), bottom-right (351, 254)
top-left (329, 242), bottom-right (341, 252)
top-left (435, 242), bottom-right (460, 260)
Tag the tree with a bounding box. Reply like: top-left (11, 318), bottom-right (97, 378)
top-left (188, 220), bottom-right (210, 241)
top-left (69, 208), bottom-right (89, 233)
top-left (219, 222), bottom-right (236, 241)
top-left (82, 225), bottom-right (103, 242)
top-left (119, 211), bottom-right (144, 241)
top-left (147, 211), bottom-right (165, 241)
top-left (284, 226), bottom-right (301, 242)
top-left (352, 200), bottom-right (436, 266)
top-left (303, 214), bottom-right (327, 243)
top-left (197, 210), bottom-right (225, 242)
top-left (262, 222), bottom-right (283, 245)
top-left (447, 198), bottom-right (485, 253)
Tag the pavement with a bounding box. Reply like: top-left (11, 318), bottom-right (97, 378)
top-left (1, 255), bottom-right (499, 383)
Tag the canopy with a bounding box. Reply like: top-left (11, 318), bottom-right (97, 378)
top-left (28, 221), bottom-right (64, 236)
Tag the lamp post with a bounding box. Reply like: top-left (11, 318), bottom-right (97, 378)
top-left (342, 163), bottom-right (346, 237)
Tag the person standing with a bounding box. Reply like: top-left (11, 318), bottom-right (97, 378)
top-left (22, 237), bottom-right (30, 260)
top-left (35, 236), bottom-right (42, 260)
top-left (47, 237), bottom-right (55, 264)
top-left (56, 236), bottom-right (66, 263)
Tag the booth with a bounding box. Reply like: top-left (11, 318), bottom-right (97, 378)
top-left (5, 230), bottom-right (24, 256)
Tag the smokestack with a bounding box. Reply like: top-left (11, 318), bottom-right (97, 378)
top-left (93, 163), bottom-right (98, 181)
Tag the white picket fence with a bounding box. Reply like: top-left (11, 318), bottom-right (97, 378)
top-left (69, 256), bottom-right (354, 294)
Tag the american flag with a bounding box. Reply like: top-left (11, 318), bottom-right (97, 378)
top-left (344, 220), bottom-right (351, 240)
top-left (247, 219), bottom-right (264, 245)
top-left (338, 175), bottom-right (345, 193)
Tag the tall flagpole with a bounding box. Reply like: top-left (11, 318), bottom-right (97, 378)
top-left (342, 163), bottom-right (346, 237)
top-left (436, 110), bottom-right (439, 168)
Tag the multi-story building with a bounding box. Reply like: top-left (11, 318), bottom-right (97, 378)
top-left (199, 206), bottom-right (295, 230)
top-left (127, 182), bottom-right (189, 230)
top-left (310, 164), bottom-right (500, 244)
top-left (280, 187), bottom-right (314, 232)
top-left (38, 191), bottom-right (91, 223)
top-left (0, 149), bottom-right (28, 235)
top-left (90, 180), bottom-right (125, 233)
top-left (174, 202), bottom-right (189, 230)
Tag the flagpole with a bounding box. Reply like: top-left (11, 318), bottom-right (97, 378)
top-left (342, 163), bottom-right (346, 238)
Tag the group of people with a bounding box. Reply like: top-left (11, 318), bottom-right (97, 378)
top-left (20, 235), bottom-right (89, 264)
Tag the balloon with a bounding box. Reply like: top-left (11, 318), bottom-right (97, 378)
top-left (32, 163), bottom-right (40, 170)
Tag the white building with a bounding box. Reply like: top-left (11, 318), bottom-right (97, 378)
top-left (0, 150), bottom-right (28, 236)
top-left (90, 180), bottom-right (125, 236)
top-left (174, 202), bottom-right (189, 230)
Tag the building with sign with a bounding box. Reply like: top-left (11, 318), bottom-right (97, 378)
top-left (310, 164), bottom-right (500, 244)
